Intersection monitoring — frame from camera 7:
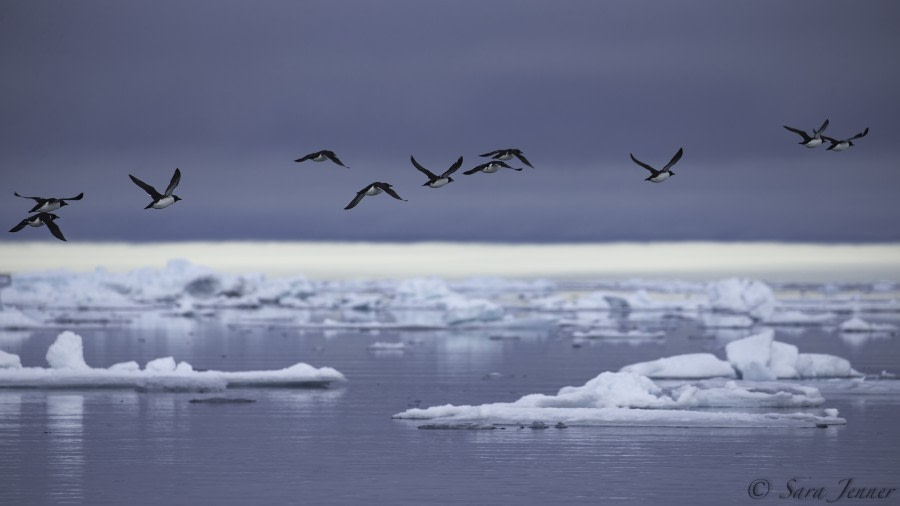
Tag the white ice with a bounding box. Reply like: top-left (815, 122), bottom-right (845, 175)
top-left (839, 317), bottom-right (898, 333)
top-left (393, 371), bottom-right (843, 428)
top-left (0, 307), bottom-right (42, 329)
top-left (0, 331), bottom-right (346, 391)
top-left (620, 353), bottom-right (737, 379)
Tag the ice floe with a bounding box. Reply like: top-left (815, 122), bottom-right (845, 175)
top-left (0, 307), bottom-right (41, 330)
top-left (0, 331), bottom-right (345, 391)
top-left (839, 317), bottom-right (898, 334)
top-left (620, 329), bottom-right (862, 380)
top-left (393, 371), bottom-right (843, 428)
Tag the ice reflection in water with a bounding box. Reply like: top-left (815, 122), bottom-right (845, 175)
top-left (46, 394), bottom-right (84, 505)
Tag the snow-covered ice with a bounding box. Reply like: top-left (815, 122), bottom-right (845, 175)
top-left (839, 317), bottom-right (898, 334)
top-left (620, 353), bottom-right (737, 379)
top-left (393, 371), bottom-right (843, 428)
top-left (0, 331), bottom-right (346, 391)
top-left (0, 307), bottom-right (41, 329)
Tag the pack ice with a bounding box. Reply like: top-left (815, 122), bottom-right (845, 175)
top-left (0, 331), bottom-right (346, 391)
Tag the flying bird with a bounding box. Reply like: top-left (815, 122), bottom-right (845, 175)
top-left (822, 128), bottom-right (869, 151)
top-left (344, 182), bottom-right (407, 210)
top-left (294, 150), bottom-right (348, 168)
top-left (463, 160), bottom-right (522, 175)
top-left (411, 155), bottom-right (463, 188)
top-left (13, 192), bottom-right (84, 213)
top-left (783, 119), bottom-right (830, 148)
top-left (9, 213), bottom-right (66, 241)
top-left (479, 148), bottom-right (533, 168)
top-left (129, 168), bottom-right (182, 209)
top-left (630, 148), bottom-right (683, 183)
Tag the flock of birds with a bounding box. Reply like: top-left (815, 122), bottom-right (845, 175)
top-left (8, 119), bottom-right (869, 241)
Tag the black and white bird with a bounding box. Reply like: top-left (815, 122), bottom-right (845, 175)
top-left (783, 119), bottom-right (830, 148)
top-left (479, 148), bottom-right (533, 168)
top-left (129, 168), bottom-right (182, 209)
top-left (411, 155), bottom-right (463, 188)
top-left (344, 182), bottom-right (406, 210)
top-left (13, 192), bottom-right (84, 213)
top-left (294, 150), bottom-right (348, 168)
top-left (9, 213), bottom-right (66, 241)
top-left (463, 160), bottom-right (522, 175)
top-left (630, 148), bottom-right (683, 183)
top-left (822, 128), bottom-right (869, 151)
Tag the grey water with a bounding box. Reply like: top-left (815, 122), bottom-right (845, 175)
top-left (2, 318), bottom-right (900, 505)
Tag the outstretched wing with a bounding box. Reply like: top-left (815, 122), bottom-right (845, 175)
top-left (849, 127), bottom-right (869, 140)
top-left (8, 218), bottom-right (30, 233)
top-left (479, 150), bottom-right (502, 158)
top-left (13, 192), bottom-right (42, 202)
top-left (513, 152), bottom-right (533, 168)
top-left (294, 152), bottom-right (317, 163)
top-left (410, 156), bottom-right (437, 179)
top-left (820, 135), bottom-right (838, 143)
top-left (164, 168), bottom-right (181, 197)
top-left (440, 156), bottom-right (464, 177)
top-left (323, 151), bottom-right (348, 167)
top-left (782, 125), bottom-right (812, 142)
top-left (43, 217), bottom-right (67, 241)
top-left (63, 192), bottom-right (84, 201)
top-left (662, 148), bottom-right (683, 172)
top-left (629, 153), bottom-right (657, 174)
top-left (129, 175), bottom-right (162, 198)
top-left (463, 165), bottom-right (483, 175)
top-left (344, 192), bottom-right (366, 210)
top-left (814, 119), bottom-right (829, 136)
top-left (378, 184), bottom-right (406, 201)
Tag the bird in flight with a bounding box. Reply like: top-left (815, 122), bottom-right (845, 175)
top-left (822, 128), bottom-right (869, 151)
top-left (463, 160), bottom-right (522, 175)
top-left (9, 213), bottom-right (66, 241)
top-left (479, 148), bottom-right (533, 168)
top-left (344, 182), bottom-right (406, 210)
top-left (411, 155), bottom-right (464, 188)
top-left (13, 192), bottom-right (84, 213)
top-left (630, 148), bottom-right (683, 183)
top-left (129, 168), bottom-right (183, 209)
top-left (783, 119), bottom-right (830, 148)
top-left (294, 150), bottom-right (348, 168)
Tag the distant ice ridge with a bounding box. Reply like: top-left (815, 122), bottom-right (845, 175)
top-left (393, 371), bottom-right (843, 428)
top-left (839, 317), bottom-right (898, 334)
top-left (0, 307), bottom-right (41, 329)
top-left (621, 329), bottom-right (862, 380)
top-left (0, 331), bottom-right (345, 391)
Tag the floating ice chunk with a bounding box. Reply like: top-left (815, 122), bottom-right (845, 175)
top-left (145, 357), bottom-right (177, 373)
top-left (0, 331), bottom-right (345, 391)
top-left (368, 342), bottom-right (406, 351)
top-left (46, 331), bottom-right (90, 370)
top-left (795, 354), bottom-right (857, 378)
top-left (766, 310), bottom-right (834, 326)
top-left (620, 353), bottom-right (737, 379)
top-left (725, 329), bottom-right (775, 380)
top-left (0, 307), bottom-right (41, 329)
top-left (443, 296), bottom-right (504, 325)
top-left (573, 329), bottom-right (665, 340)
top-left (839, 317), bottom-right (898, 333)
top-left (769, 341), bottom-right (799, 379)
top-left (0, 350), bottom-right (22, 369)
top-left (393, 371), bottom-right (841, 428)
top-left (108, 361), bottom-right (140, 372)
top-left (697, 313), bottom-right (755, 328)
top-left (706, 278), bottom-right (776, 320)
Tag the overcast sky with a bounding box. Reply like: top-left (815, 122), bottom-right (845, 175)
top-left (1, 1), bottom-right (898, 243)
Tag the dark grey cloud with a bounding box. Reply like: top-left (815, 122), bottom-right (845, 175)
top-left (1, 0), bottom-right (899, 242)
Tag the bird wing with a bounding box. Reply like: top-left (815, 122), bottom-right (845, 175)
top-left (377, 184), bottom-right (406, 201)
top-left (463, 165), bottom-right (483, 175)
top-left (629, 153), bottom-right (658, 174)
top-left (129, 175), bottom-right (162, 198)
top-left (344, 192), bottom-right (366, 210)
top-left (43, 217), bottom-right (67, 241)
top-left (410, 156), bottom-right (438, 179)
top-left (294, 152), bottom-right (317, 163)
top-left (8, 217), bottom-right (30, 233)
top-left (820, 135), bottom-right (838, 143)
top-left (479, 150), bottom-right (502, 157)
top-left (662, 148), bottom-right (684, 172)
top-left (164, 168), bottom-right (181, 197)
top-left (513, 152), bottom-right (533, 168)
top-left (63, 192), bottom-right (84, 201)
top-left (849, 127), bottom-right (869, 140)
top-left (783, 125), bottom-right (812, 142)
top-left (441, 156), bottom-right (464, 177)
top-left (814, 119), bottom-right (829, 136)
top-left (13, 192), bottom-right (42, 202)
top-left (323, 151), bottom-right (348, 167)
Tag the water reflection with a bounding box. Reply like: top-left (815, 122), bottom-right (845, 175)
top-left (46, 393), bottom-right (84, 504)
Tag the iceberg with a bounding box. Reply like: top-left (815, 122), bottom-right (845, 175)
top-left (0, 331), bottom-right (346, 391)
top-left (705, 278), bottom-right (776, 321)
top-left (839, 317), bottom-right (898, 334)
top-left (393, 371), bottom-right (843, 428)
top-left (621, 353), bottom-right (737, 379)
top-left (0, 307), bottom-right (42, 329)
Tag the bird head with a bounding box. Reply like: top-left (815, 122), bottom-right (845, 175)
top-left (59, 201), bottom-right (69, 207)
top-left (173, 195), bottom-right (182, 201)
